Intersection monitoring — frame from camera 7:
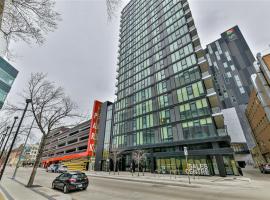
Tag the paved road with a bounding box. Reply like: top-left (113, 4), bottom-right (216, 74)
top-left (3, 167), bottom-right (270, 200)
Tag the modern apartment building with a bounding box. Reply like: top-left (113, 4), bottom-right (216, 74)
top-left (42, 100), bottom-right (113, 171)
top-left (246, 53), bottom-right (270, 165)
top-left (0, 56), bottom-right (18, 109)
top-left (205, 26), bottom-right (256, 166)
top-left (113, 0), bottom-right (236, 177)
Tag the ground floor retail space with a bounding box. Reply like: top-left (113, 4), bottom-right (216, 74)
top-left (109, 146), bottom-right (239, 177)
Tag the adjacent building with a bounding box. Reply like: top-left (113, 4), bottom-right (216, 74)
top-left (112, 0), bottom-right (237, 177)
top-left (42, 100), bottom-right (113, 171)
top-left (0, 56), bottom-right (18, 109)
top-left (205, 26), bottom-right (256, 166)
top-left (246, 53), bottom-right (270, 165)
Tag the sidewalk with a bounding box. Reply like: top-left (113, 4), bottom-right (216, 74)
top-left (85, 171), bottom-right (252, 188)
top-left (0, 175), bottom-right (71, 200)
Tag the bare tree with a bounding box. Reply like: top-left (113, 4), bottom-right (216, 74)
top-left (106, 0), bottom-right (122, 21)
top-left (110, 150), bottom-right (122, 175)
top-left (8, 73), bottom-right (78, 187)
top-left (0, 0), bottom-right (60, 57)
top-left (132, 150), bottom-right (146, 176)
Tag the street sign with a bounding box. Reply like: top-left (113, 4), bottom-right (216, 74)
top-left (184, 146), bottom-right (188, 156)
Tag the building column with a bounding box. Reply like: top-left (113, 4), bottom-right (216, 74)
top-left (215, 155), bottom-right (226, 177)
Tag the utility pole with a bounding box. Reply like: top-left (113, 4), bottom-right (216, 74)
top-left (184, 146), bottom-right (191, 184)
top-left (0, 99), bottom-right (31, 181)
top-left (0, 117), bottom-right (18, 161)
top-left (0, 126), bottom-right (10, 153)
top-left (12, 119), bottom-right (34, 179)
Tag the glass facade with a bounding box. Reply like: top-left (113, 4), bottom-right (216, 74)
top-left (0, 57), bottom-right (18, 109)
top-left (112, 0), bottom-right (235, 176)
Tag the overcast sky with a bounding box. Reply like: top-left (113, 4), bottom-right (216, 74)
top-left (6, 0), bottom-right (270, 119)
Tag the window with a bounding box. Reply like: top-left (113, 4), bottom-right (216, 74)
top-left (158, 94), bottom-right (169, 108)
top-left (182, 117), bottom-right (216, 140)
top-left (215, 51), bottom-right (220, 60)
top-left (179, 98), bottom-right (209, 120)
top-left (215, 41), bottom-right (222, 54)
top-left (0, 88), bottom-right (7, 102)
top-left (155, 70), bottom-right (166, 81)
top-left (174, 66), bottom-right (200, 88)
top-left (225, 51), bottom-right (231, 61)
top-left (208, 45), bottom-right (213, 54)
top-left (0, 67), bottom-right (15, 86)
top-left (161, 126), bottom-right (173, 142)
top-left (159, 109), bottom-right (171, 124)
top-left (172, 54), bottom-right (196, 73)
top-left (177, 81), bottom-right (205, 103)
top-left (157, 81), bottom-right (167, 94)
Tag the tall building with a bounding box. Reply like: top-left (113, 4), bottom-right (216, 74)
top-left (246, 53), bottom-right (270, 165)
top-left (0, 56), bottom-right (18, 109)
top-left (205, 26), bottom-right (256, 166)
top-left (113, 0), bottom-right (237, 177)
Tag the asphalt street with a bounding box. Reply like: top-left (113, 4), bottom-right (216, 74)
top-left (2, 167), bottom-right (270, 200)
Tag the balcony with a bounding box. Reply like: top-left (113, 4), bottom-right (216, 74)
top-left (116, 74), bottom-right (119, 79)
top-left (192, 35), bottom-right (199, 42)
top-left (183, 1), bottom-right (188, 8)
top-left (197, 56), bottom-right (208, 73)
top-left (115, 81), bottom-right (118, 86)
top-left (195, 45), bottom-right (204, 58)
top-left (207, 88), bottom-right (219, 108)
top-left (202, 71), bottom-right (214, 89)
top-left (217, 129), bottom-right (228, 136)
top-left (212, 107), bottom-right (224, 129)
top-left (189, 25), bottom-right (196, 33)
top-left (184, 8), bottom-right (191, 15)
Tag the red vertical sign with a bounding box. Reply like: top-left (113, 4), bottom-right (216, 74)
top-left (87, 100), bottom-right (102, 157)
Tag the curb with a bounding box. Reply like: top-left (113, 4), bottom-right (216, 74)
top-left (87, 173), bottom-right (252, 188)
top-left (88, 174), bottom-right (201, 188)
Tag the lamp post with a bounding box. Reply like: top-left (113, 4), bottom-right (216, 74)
top-left (12, 119), bottom-right (34, 179)
top-left (0, 99), bottom-right (32, 181)
top-left (0, 118), bottom-right (18, 161)
top-left (0, 126), bottom-right (10, 153)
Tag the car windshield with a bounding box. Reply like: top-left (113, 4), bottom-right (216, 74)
top-left (71, 173), bottom-right (86, 179)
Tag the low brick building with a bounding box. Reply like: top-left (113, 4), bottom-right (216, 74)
top-left (246, 53), bottom-right (270, 165)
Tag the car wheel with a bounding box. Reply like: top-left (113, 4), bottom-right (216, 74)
top-left (63, 185), bottom-right (69, 194)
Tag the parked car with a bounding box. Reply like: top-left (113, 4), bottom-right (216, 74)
top-left (46, 164), bottom-right (59, 173)
top-left (52, 171), bottom-right (89, 193)
top-left (259, 163), bottom-right (270, 174)
top-left (57, 165), bottom-right (68, 173)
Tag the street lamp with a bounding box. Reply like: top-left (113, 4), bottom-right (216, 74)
top-left (0, 126), bottom-right (10, 153)
top-left (0, 99), bottom-right (32, 181)
top-left (0, 117), bottom-right (18, 160)
top-left (12, 119), bottom-right (35, 179)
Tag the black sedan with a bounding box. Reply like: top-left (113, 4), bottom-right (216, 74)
top-left (52, 171), bottom-right (89, 193)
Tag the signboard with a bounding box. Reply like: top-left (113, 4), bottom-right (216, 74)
top-left (226, 28), bottom-right (238, 41)
top-left (184, 146), bottom-right (188, 156)
top-left (186, 164), bottom-right (210, 176)
top-left (87, 100), bottom-right (102, 157)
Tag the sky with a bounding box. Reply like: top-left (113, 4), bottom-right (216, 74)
top-left (6, 0), bottom-right (270, 122)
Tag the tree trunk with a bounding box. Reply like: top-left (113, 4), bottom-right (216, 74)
top-left (0, 0), bottom-right (4, 22)
top-left (113, 159), bottom-right (116, 175)
top-left (138, 160), bottom-right (140, 176)
top-left (26, 134), bottom-right (46, 187)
